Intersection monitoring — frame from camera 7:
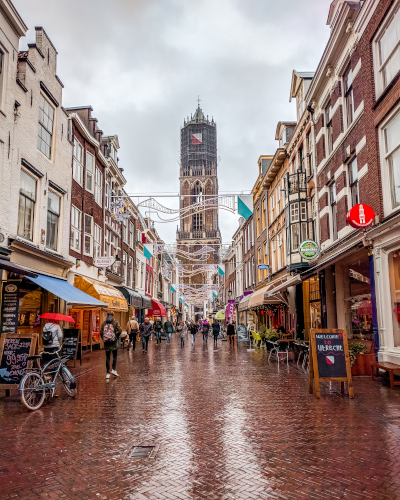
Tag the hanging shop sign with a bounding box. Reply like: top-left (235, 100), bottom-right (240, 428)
top-left (346, 203), bottom-right (374, 229)
top-left (94, 256), bottom-right (115, 268)
top-left (299, 240), bottom-right (320, 261)
top-left (257, 264), bottom-right (269, 270)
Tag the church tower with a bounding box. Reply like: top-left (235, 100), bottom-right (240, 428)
top-left (177, 103), bottom-right (221, 300)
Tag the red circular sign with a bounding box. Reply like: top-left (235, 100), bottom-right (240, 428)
top-left (346, 203), bottom-right (374, 229)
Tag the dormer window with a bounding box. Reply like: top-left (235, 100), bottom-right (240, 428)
top-left (279, 128), bottom-right (286, 148)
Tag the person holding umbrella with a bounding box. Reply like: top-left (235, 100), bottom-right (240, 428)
top-left (40, 313), bottom-right (75, 354)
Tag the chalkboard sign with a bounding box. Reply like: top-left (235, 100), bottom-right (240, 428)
top-left (1, 281), bottom-right (20, 334)
top-left (61, 329), bottom-right (81, 366)
top-left (0, 333), bottom-right (38, 388)
top-left (237, 324), bottom-right (249, 342)
top-left (309, 329), bottom-right (354, 399)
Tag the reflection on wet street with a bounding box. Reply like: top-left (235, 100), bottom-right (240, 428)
top-left (1, 335), bottom-right (400, 499)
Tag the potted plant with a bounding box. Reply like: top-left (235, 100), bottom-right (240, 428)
top-left (348, 340), bottom-right (375, 376)
top-left (259, 325), bottom-right (267, 348)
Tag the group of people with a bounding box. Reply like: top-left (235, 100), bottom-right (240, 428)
top-left (98, 312), bottom-right (237, 379)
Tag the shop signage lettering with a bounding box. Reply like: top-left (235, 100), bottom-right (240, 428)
top-left (346, 203), bottom-right (374, 229)
top-left (0, 337), bottom-right (32, 385)
top-left (299, 240), bottom-right (319, 261)
top-left (257, 264), bottom-right (269, 270)
top-left (237, 324), bottom-right (248, 342)
top-left (1, 281), bottom-right (20, 334)
top-left (61, 329), bottom-right (81, 362)
top-left (94, 256), bottom-right (116, 268)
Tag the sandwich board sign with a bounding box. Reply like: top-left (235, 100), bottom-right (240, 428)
top-left (309, 328), bottom-right (354, 399)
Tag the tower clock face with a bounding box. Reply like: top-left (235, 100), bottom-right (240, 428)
top-left (192, 133), bottom-right (202, 145)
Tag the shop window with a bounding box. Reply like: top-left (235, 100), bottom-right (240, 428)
top-left (85, 152), bottom-right (94, 193)
top-left (344, 64), bottom-right (354, 127)
top-left (325, 101), bottom-right (333, 155)
top-left (330, 183), bottom-right (338, 241)
top-left (349, 157), bottom-right (359, 208)
top-left (95, 167), bottom-right (103, 206)
top-left (73, 139), bottom-right (83, 185)
top-left (46, 190), bottom-right (60, 251)
top-left (94, 224), bottom-right (102, 258)
top-left (37, 94), bottom-right (54, 159)
top-left (389, 249), bottom-right (400, 346)
top-left (384, 110), bottom-right (400, 209)
top-left (84, 214), bottom-right (93, 256)
top-left (70, 205), bottom-right (82, 252)
top-left (374, 2), bottom-right (400, 97)
top-left (18, 170), bottom-right (37, 241)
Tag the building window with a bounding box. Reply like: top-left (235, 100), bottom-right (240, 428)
top-left (262, 198), bottom-right (267, 229)
top-left (330, 183), bottom-right (338, 241)
top-left (291, 202), bottom-right (299, 222)
top-left (94, 224), bottom-right (102, 258)
top-left (325, 101), bottom-right (333, 155)
top-left (129, 221), bottom-right (134, 247)
top-left (18, 170), bottom-right (37, 241)
top-left (307, 133), bottom-right (313, 176)
top-left (136, 258), bottom-right (140, 287)
top-left (105, 228), bottom-right (111, 256)
top-left (141, 262), bottom-right (144, 288)
top-left (95, 167), bottom-right (103, 206)
top-left (73, 139), bottom-right (83, 185)
top-left (129, 256), bottom-right (134, 288)
top-left (375, 4), bottom-right (400, 96)
top-left (384, 110), bottom-right (400, 210)
top-left (70, 205), bottom-right (82, 252)
top-left (146, 271), bottom-right (149, 293)
top-left (46, 191), bottom-right (60, 251)
top-left (257, 247), bottom-right (262, 281)
top-left (122, 221), bottom-right (128, 243)
top-left (349, 157), bottom-right (359, 208)
top-left (37, 94), bottom-right (54, 159)
top-left (291, 224), bottom-right (300, 251)
top-left (123, 251), bottom-right (128, 284)
top-left (105, 176), bottom-right (111, 210)
top-left (344, 64), bottom-right (354, 127)
top-left (257, 208), bottom-right (261, 236)
top-left (193, 213), bottom-right (202, 231)
top-left (84, 214), bottom-right (93, 256)
top-left (85, 152), bottom-right (94, 192)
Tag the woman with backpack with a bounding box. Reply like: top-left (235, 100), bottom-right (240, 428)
top-left (126, 315), bottom-right (139, 351)
top-left (42, 320), bottom-right (63, 353)
top-left (100, 311), bottom-right (122, 379)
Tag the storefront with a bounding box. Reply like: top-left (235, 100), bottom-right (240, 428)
top-left (247, 285), bottom-right (286, 331)
top-left (116, 286), bottom-right (145, 326)
top-left (147, 299), bottom-right (167, 320)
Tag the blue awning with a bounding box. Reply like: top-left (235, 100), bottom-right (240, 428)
top-left (28, 274), bottom-right (108, 307)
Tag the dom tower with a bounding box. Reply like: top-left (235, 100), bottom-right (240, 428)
top-left (177, 103), bottom-right (221, 308)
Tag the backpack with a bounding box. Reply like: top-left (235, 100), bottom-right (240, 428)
top-left (103, 322), bottom-right (116, 342)
top-left (42, 324), bottom-right (54, 345)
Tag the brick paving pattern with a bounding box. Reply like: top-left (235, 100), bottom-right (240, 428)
top-left (1, 335), bottom-right (400, 499)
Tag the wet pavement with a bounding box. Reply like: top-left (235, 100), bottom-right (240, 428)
top-left (1, 335), bottom-right (400, 500)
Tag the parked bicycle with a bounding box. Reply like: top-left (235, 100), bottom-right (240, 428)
top-left (19, 344), bottom-right (77, 411)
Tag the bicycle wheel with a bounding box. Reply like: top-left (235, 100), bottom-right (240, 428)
top-left (60, 366), bottom-right (77, 397)
top-left (20, 372), bottom-right (46, 411)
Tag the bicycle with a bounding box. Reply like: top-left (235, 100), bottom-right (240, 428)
top-left (19, 344), bottom-right (77, 411)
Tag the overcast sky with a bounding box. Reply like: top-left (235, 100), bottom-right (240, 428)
top-left (14, 0), bottom-right (332, 244)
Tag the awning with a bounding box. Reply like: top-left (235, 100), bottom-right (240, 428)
top-left (74, 276), bottom-right (128, 311)
top-left (238, 294), bottom-right (252, 312)
top-left (116, 286), bottom-right (143, 308)
top-left (0, 258), bottom-right (38, 278)
top-left (147, 299), bottom-right (167, 317)
top-left (265, 275), bottom-right (302, 297)
top-left (142, 295), bottom-right (153, 309)
top-left (27, 273), bottom-right (108, 307)
top-left (248, 285), bottom-right (283, 308)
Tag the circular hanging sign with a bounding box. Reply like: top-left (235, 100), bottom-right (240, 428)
top-left (346, 203), bottom-right (374, 229)
top-left (299, 240), bottom-right (320, 261)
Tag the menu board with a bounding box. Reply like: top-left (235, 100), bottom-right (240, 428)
top-left (0, 333), bottom-right (37, 387)
top-left (1, 281), bottom-right (20, 334)
top-left (237, 324), bottom-right (248, 342)
top-left (61, 329), bottom-right (81, 362)
top-left (309, 329), bottom-right (354, 399)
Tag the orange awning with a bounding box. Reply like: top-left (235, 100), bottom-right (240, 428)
top-left (74, 276), bottom-right (128, 311)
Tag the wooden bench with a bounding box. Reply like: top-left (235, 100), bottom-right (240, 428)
top-left (372, 362), bottom-right (400, 390)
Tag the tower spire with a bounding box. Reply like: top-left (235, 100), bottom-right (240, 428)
top-left (197, 95), bottom-right (201, 108)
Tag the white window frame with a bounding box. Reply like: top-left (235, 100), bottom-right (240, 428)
top-left (94, 223), bottom-right (102, 258)
top-left (46, 189), bottom-right (61, 252)
top-left (73, 139), bottom-right (83, 185)
top-left (18, 169), bottom-right (37, 242)
top-left (83, 214), bottom-right (93, 256)
top-left (372, 0), bottom-right (400, 99)
top-left (95, 166), bottom-right (103, 207)
top-left (129, 221), bottom-right (134, 248)
top-left (37, 93), bottom-right (55, 160)
top-left (70, 205), bottom-right (82, 252)
top-left (291, 202), bottom-right (299, 223)
top-left (85, 152), bottom-right (94, 193)
top-left (379, 102), bottom-right (400, 217)
top-left (122, 220), bottom-right (128, 243)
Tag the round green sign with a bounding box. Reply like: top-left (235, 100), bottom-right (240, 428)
top-left (299, 240), bottom-right (319, 260)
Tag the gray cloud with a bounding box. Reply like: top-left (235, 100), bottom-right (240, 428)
top-left (14, 0), bottom-right (332, 243)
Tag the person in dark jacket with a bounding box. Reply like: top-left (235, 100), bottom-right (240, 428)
top-left (164, 319), bottom-right (174, 344)
top-left (100, 311), bottom-right (122, 379)
top-left (189, 321), bottom-right (198, 344)
top-left (154, 318), bottom-right (163, 345)
top-left (140, 317), bottom-right (153, 353)
top-left (201, 321), bottom-right (210, 343)
top-left (227, 321), bottom-right (236, 345)
top-left (212, 321), bottom-right (220, 347)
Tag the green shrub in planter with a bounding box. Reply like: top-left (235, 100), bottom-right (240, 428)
top-left (259, 324), bottom-right (267, 342)
top-left (265, 327), bottom-right (278, 342)
top-left (348, 342), bottom-right (368, 367)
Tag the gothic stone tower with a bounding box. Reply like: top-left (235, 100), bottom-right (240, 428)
top-left (177, 104), bottom-right (221, 299)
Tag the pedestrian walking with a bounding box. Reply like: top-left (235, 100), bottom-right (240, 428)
top-left (140, 317), bottom-right (153, 353)
top-left (100, 311), bottom-right (122, 379)
top-left (42, 319), bottom-right (63, 354)
top-left (180, 321), bottom-right (187, 347)
top-left (227, 321), bottom-right (236, 345)
top-left (126, 315), bottom-right (139, 351)
top-left (189, 321), bottom-right (198, 344)
top-left (212, 320), bottom-right (220, 347)
top-left (154, 318), bottom-right (163, 344)
top-left (201, 320), bottom-right (210, 343)
top-left (164, 318), bottom-right (174, 344)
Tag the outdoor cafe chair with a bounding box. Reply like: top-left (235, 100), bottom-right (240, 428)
top-left (294, 342), bottom-right (304, 366)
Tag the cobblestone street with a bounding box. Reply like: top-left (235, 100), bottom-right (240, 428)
top-left (1, 336), bottom-right (400, 500)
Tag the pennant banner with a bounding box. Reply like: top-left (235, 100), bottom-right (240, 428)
top-left (143, 244), bottom-right (154, 260)
top-left (238, 195), bottom-right (253, 220)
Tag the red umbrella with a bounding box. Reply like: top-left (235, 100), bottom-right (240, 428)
top-left (40, 313), bottom-right (75, 323)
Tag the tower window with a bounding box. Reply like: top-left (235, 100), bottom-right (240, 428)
top-left (193, 213), bottom-right (203, 231)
